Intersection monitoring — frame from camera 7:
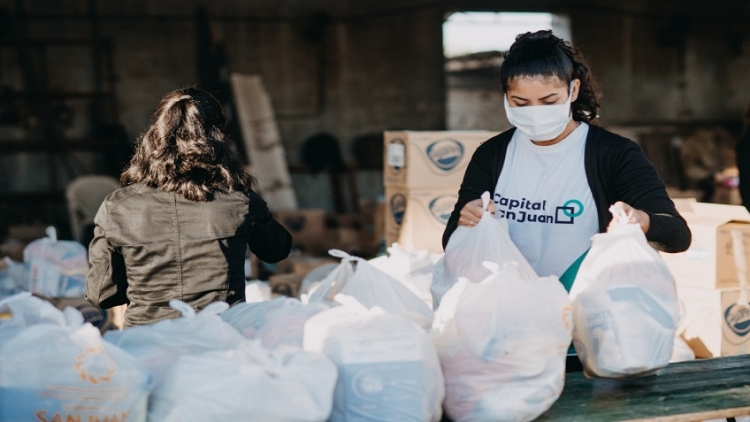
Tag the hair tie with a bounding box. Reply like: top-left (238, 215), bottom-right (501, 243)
top-left (177, 95), bottom-right (191, 101)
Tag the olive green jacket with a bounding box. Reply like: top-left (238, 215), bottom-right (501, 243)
top-left (85, 184), bottom-right (292, 327)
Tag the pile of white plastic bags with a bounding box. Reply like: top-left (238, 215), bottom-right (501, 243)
top-left (0, 195), bottom-right (685, 421)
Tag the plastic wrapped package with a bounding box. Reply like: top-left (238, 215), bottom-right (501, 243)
top-left (570, 206), bottom-right (679, 378)
top-left (221, 297), bottom-right (329, 349)
top-left (432, 263), bottom-right (572, 422)
top-left (0, 293), bottom-right (151, 422)
top-left (148, 340), bottom-right (337, 422)
top-left (23, 227), bottom-right (88, 297)
top-left (431, 192), bottom-right (537, 309)
top-left (103, 300), bottom-right (245, 388)
top-left (308, 250), bottom-right (434, 330)
top-left (304, 296), bottom-right (445, 422)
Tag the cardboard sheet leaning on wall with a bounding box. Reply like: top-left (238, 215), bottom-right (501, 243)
top-left (231, 73), bottom-right (298, 211)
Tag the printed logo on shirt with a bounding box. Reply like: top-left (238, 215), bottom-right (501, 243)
top-left (494, 193), bottom-right (585, 224)
top-left (724, 303), bottom-right (750, 337)
top-left (390, 193), bottom-right (407, 226)
top-left (429, 195), bottom-right (457, 225)
top-left (426, 139), bottom-right (464, 172)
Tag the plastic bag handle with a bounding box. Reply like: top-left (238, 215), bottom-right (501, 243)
top-left (169, 299), bottom-right (196, 318)
top-left (198, 301), bottom-right (230, 316)
top-left (328, 249), bottom-right (350, 259)
top-left (608, 204), bottom-right (629, 226)
top-left (481, 191), bottom-right (491, 212)
top-left (46, 226), bottom-right (58, 243)
top-left (730, 229), bottom-right (750, 308)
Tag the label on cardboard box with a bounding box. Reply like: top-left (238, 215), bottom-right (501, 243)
top-left (384, 131), bottom-right (496, 188)
top-left (387, 143), bottom-right (405, 168)
top-left (385, 187), bottom-right (457, 253)
top-left (677, 285), bottom-right (750, 358)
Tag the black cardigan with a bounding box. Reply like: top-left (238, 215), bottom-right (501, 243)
top-left (442, 125), bottom-right (692, 253)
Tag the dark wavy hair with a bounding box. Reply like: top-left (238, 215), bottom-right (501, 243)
top-left (500, 30), bottom-right (601, 124)
top-left (121, 87), bottom-right (253, 201)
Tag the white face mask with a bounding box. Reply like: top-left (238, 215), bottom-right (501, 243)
top-left (504, 82), bottom-right (574, 141)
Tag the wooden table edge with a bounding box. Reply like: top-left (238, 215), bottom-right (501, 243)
top-left (624, 406), bottom-right (750, 422)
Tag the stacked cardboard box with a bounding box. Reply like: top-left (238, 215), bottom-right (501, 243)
top-left (383, 131), bottom-right (497, 253)
top-left (660, 202), bottom-right (750, 358)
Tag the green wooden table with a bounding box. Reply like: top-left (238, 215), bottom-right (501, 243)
top-left (537, 355), bottom-right (750, 421)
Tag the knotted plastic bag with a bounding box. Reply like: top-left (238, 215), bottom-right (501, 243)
top-left (0, 293), bottom-right (151, 422)
top-left (308, 249), bottom-right (434, 330)
top-left (369, 243), bottom-right (441, 309)
top-left (304, 295), bottom-right (445, 422)
top-left (23, 226), bottom-right (88, 297)
top-left (104, 300), bottom-right (245, 388)
top-left (149, 340), bottom-right (337, 422)
top-left (570, 205), bottom-right (679, 378)
top-left (432, 263), bottom-right (572, 422)
top-left (431, 191), bottom-right (537, 309)
top-left (221, 297), bottom-right (329, 350)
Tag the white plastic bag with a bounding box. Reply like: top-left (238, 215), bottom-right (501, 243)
top-left (149, 340), bottom-right (337, 422)
top-left (0, 293), bottom-right (66, 341)
top-left (245, 279), bottom-right (272, 303)
top-left (431, 192), bottom-right (537, 309)
top-left (0, 294), bottom-right (151, 422)
top-left (570, 205), bottom-right (679, 378)
top-left (104, 300), bottom-right (245, 388)
top-left (369, 243), bottom-right (442, 309)
top-left (308, 250), bottom-right (434, 330)
top-left (432, 263), bottom-right (572, 422)
top-left (304, 295), bottom-right (445, 422)
top-left (23, 226), bottom-right (88, 297)
top-left (221, 297), bottom-right (329, 349)
top-left (0, 257), bottom-right (28, 300)
top-left (300, 263), bottom-right (339, 299)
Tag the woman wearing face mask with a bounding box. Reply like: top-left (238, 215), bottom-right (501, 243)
top-left (442, 30), bottom-right (691, 291)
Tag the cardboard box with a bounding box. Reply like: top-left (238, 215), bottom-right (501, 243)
top-left (676, 285), bottom-right (750, 358)
top-left (275, 253), bottom-right (339, 276)
top-left (273, 209), bottom-right (328, 255)
top-left (268, 273), bottom-right (303, 298)
top-left (660, 202), bottom-right (750, 289)
top-left (358, 198), bottom-right (386, 257)
top-left (385, 186), bottom-right (457, 253)
top-left (383, 131), bottom-right (496, 188)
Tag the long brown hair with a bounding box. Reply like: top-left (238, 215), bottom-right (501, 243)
top-left (121, 87), bottom-right (252, 201)
top-left (500, 30), bottom-right (601, 124)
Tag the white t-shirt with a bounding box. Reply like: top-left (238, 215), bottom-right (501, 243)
top-left (494, 123), bottom-right (598, 278)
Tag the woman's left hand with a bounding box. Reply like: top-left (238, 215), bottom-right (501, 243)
top-left (608, 201), bottom-right (650, 234)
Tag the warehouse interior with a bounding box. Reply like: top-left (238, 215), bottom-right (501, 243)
top-left (4, 2), bottom-right (750, 418)
top-left (1, 0), bottom-right (749, 262)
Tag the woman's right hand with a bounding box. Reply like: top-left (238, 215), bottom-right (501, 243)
top-left (458, 198), bottom-right (497, 228)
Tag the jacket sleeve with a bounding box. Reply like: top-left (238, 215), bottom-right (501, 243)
top-left (246, 190), bottom-right (293, 263)
top-left (85, 202), bottom-right (129, 309)
top-left (442, 141), bottom-right (501, 249)
top-left (611, 140), bottom-right (692, 253)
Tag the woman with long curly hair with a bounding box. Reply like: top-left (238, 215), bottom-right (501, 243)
top-left (85, 87), bottom-right (292, 327)
top-left (443, 30), bottom-right (690, 286)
